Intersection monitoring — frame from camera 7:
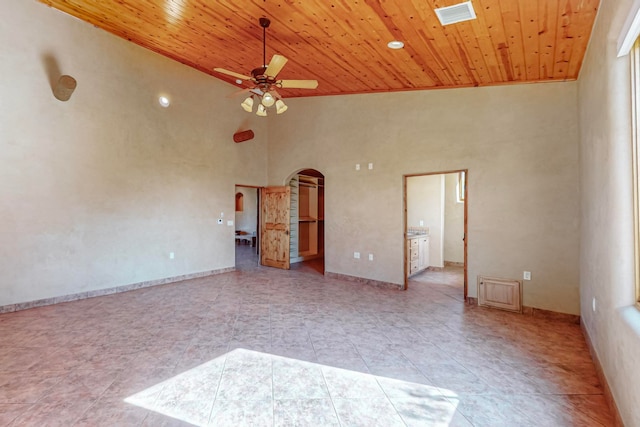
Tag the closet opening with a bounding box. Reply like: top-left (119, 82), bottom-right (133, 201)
top-left (288, 169), bottom-right (325, 275)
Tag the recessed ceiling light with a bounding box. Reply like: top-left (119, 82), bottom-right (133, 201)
top-left (387, 40), bottom-right (404, 50)
top-left (158, 96), bottom-right (170, 107)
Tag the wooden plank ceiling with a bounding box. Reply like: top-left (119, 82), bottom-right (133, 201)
top-left (38, 0), bottom-right (600, 98)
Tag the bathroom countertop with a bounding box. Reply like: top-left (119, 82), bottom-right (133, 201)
top-left (406, 233), bottom-right (429, 239)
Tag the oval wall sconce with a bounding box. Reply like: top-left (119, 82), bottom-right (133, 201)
top-left (53, 75), bottom-right (77, 101)
top-left (233, 129), bottom-right (255, 143)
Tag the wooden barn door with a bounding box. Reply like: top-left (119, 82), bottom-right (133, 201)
top-left (260, 186), bottom-right (291, 269)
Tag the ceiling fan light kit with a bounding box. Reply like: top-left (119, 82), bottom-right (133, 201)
top-left (240, 96), bottom-right (254, 112)
top-left (275, 99), bottom-right (288, 114)
top-left (214, 17), bottom-right (318, 117)
top-left (261, 92), bottom-right (275, 107)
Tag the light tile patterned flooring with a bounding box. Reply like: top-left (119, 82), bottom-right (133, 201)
top-left (0, 245), bottom-right (613, 426)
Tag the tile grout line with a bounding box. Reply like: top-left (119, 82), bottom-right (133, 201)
top-left (206, 302), bottom-right (237, 426)
top-left (269, 294), bottom-right (275, 425)
top-left (318, 364), bottom-right (344, 427)
top-left (372, 375), bottom-right (410, 427)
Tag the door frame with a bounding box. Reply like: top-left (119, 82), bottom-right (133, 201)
top-left (403, 169), bottom-right (468, 300)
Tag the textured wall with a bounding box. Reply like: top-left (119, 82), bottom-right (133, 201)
top-left (578, 0), bottom-right (640, 424)
top-left (444, 173), bottom-right (465, 263)
top-left (267, 82), bottom-right (580, 314)
top-left (0, 1), bottom-right (268, 306)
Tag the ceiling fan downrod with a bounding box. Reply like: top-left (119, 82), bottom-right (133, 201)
top-left (259, 17), bottom-right (270, 68)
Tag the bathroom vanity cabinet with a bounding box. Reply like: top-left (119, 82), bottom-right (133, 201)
top-left (407, 234), bottom-right (429, 277)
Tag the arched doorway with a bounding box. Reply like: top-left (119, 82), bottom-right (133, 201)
top-left (287, 169), bottom-right (324, 274)
top-left (259, 168), bottom-right (325, 274)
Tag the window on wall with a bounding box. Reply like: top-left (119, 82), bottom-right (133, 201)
top-left (456, 171), bottom-right (466, 203)
top-left (632, 38), bottom-right (640, 307)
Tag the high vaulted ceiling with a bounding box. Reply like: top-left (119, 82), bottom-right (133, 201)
top-left (39, 0), bottom-right (599, 98)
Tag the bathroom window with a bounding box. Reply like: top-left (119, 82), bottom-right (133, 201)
top-left (456, 171), bottom-right (466, 203)
top-left (632, 38), bottom-right (640, 307)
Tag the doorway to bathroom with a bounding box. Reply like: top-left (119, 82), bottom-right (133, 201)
top-left (234, 185), bottom-right (259, 271)
top-left (404, 170), bottom-right (468, 300)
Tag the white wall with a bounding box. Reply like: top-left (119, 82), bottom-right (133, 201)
top-left (267, 81), bottom-right (580, 314)
top-left (444, 173), bottom-right (464, 263)
top-left (0, 1), bottom-right (268, 306)
top-left (235, 187), bottom-right (258, 233)
top-left (578, 0), bottom-right (640, 424)
top-left (407, 175), bottom-right (444, 268)
top-left (408, 173), bottom-right (463, 268)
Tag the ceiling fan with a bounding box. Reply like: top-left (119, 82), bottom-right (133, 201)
top-left (214, 17), bottom-right (318, 116)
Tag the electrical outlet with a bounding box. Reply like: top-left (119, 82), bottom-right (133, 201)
top-left (419, 220), bottom-right (424, 226)
top-left (169, 252), bottom-right (175, 259)
top-left (368, 253), bottom-right (373, 261)
top-left (355, 164), bottom-right (360, 171)
top-left (227, 220), bottom-right (234, 226)
top-left (523, 271), bottom-right (531, 280)
top-left (354, 252), bottom-right (360, 259)
top-left (368, 163), bottom-right (373, 170)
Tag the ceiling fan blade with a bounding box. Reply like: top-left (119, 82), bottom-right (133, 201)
top-left (213, 67), bottom-right (252, 81)
top-left (279, 79), bottom-right (319, 89)
top-left (227, 88), bottom-right (252, 98)
top-left (228, 87), bottom-right (265, 98)
top-left (265, 54), bottom-right (288, 78)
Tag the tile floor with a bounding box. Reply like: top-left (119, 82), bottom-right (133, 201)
top-left (0, 245), bottom-right (613, 426)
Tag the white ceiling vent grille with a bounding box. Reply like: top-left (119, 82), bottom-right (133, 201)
top-left (435, 1), bottom-right (477, 26)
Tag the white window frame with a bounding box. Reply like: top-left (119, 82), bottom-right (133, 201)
top-left (456, 171), bottom-right (466, 203)
top-left (632, 39), bottom-right (640, 308)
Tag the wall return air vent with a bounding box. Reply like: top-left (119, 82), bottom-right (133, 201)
top-left (435, 1), bottom-right (477, 26)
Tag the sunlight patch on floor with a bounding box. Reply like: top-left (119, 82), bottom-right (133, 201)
top-left (125, 348), bottom-right (459, 426)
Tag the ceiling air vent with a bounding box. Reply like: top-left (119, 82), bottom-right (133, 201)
top-left (435, 1), bottom-right (477, 26)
